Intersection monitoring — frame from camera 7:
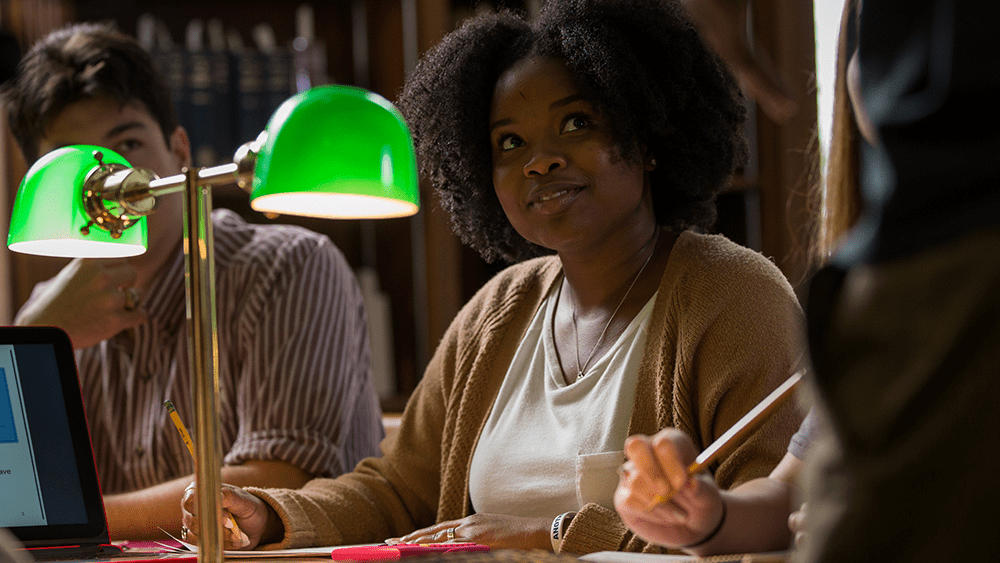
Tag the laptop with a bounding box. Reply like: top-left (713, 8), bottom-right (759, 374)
top-left (0, 326), bottom-right (187, 562)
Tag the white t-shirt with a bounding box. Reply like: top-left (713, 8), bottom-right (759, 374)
top-left (468, 280), bottom-right (655, 517)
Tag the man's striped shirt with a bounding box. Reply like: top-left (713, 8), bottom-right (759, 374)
top-left (56, 209), bottom-right (384, 492)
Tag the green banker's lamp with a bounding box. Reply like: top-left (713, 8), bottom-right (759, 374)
top-left (7, 85), bottom-right (418, 563)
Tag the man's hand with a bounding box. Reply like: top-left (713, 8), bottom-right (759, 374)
top-left (14, 258), bottom-right (145, 349)
top-left (614, 429), bottom-right (725, 549)
top-left (181, 484), bottom-right (279, 551)
top-left (682, 0), bottom-right (799, 122)
top-left (386, 514), bottom-right (551, 551)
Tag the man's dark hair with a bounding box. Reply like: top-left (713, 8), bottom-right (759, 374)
top-left (398, 0), bottom-right (748, 264)
top-left (1, 21), bottom-right (178, 163)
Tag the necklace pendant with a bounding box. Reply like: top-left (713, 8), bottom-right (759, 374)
top-left (577, 369), bottom-right (585, 380)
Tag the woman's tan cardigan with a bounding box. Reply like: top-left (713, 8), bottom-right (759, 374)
top-left (248, 232), bottom-right (805, 555)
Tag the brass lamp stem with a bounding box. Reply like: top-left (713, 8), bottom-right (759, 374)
top-left (183, 166), bottom-right (224, 563)
top-left (80, 144), bottom-right (260, 563)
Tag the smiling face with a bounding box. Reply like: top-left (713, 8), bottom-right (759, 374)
top-left (489, 55), bottom-right (656, 256)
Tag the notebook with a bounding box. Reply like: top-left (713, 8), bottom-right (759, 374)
top-left (0, 326), bottom-right (192, 562)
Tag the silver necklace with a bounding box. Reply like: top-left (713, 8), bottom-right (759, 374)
top-left (569, 230), bottom-right (658, 380)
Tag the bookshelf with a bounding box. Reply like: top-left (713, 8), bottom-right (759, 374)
top-left (1, 0), bottom-right (818, 409)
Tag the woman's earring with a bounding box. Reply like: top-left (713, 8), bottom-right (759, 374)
top-left (649, 158), bottom-right (657, 169)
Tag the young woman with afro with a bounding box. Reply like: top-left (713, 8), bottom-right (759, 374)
top-left (182, 0), bottom-right (805, 555)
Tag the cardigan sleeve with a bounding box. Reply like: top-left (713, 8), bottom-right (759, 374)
top-left (678, 238), bottom-right (805, 489)
top-left (245, 323), bottom-right (458, 549)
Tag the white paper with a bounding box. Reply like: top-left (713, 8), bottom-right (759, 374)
top-left (178, 540), bottom-right (382, 558)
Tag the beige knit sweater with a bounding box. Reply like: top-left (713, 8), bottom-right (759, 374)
top-left (248, 231), bottom-right (805, 555)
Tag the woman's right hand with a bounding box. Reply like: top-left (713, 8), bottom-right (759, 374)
top-left (614, 428), bottom-right (725, 550)
top-left (181, 483), bottom-right (280, 550)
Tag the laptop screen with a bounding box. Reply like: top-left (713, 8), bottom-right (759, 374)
top-left (0, 326), bottom-right (109, 548)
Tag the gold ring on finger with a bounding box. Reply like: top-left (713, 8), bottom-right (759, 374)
top-left (122, 287), bottom-right (141, 311)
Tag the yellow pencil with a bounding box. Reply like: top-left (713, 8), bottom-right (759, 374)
top-left (646, 368), bottom-right (805, 509)
top-left (164, 400), bottom-right (196, 461)
top-left (163, 400), bottom-right (247, 546)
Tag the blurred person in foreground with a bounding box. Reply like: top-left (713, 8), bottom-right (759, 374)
top-left (676, 0), bottom-right (1000, 561)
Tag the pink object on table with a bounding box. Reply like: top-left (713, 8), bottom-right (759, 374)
top-left (330, 543), bottom-right (490, 561)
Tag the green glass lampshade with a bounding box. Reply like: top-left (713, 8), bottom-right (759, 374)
top-left (250, 85), bottom-right (420, 219)
top-left (6, 145), bottom-right (147, 257)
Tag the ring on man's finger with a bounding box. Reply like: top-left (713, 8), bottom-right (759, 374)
top-left (446, 527), bottom-right (456, 541)
top-left (122, 287), bottom-right (141, 311)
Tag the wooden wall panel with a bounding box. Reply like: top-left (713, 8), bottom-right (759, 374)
top-left (751, 0), bottom-right (820, 289)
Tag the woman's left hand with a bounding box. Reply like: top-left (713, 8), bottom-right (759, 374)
top-left (385, 513), bottom-right (551, 550)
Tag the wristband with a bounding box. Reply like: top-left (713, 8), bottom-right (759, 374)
top-left (681, 498), bottom-right (727, 549)
top-left (550, 511), bottom-right (575, 553)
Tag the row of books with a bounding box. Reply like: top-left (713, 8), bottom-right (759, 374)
top-left (139, 8), bottom-right (328, 168)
